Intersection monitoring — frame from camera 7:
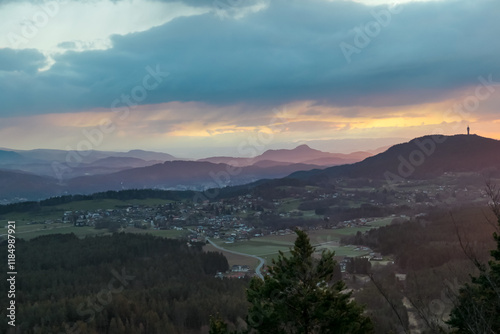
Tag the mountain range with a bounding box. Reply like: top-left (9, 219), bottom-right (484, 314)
top-left (197, 145), bottom-right (372, 167)
top-left (1, 135), bottom-right (499, 202)
top-left (0, 145), bottom-right (370, 201)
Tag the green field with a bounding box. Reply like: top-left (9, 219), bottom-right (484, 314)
top-left (0, 222), bottom-right (187, 241)
top-left (0, 223), bottom-right (111, 240)
top-left (212, 236), bottom-right (370, 265)
top-left (0, 198), bottom-right (173, 227)
top-left (212, 217), bottom-right (393, 264)
top-left (52, 198), bottom-right (172, 211)
top-left (124, 227), bottom-right (187, 239)
top-left (213, 238), bottom-right (293, 257)
top-left (277, 198), bottom-right (301, 211)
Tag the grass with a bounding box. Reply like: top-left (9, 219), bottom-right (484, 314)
top-left (0, 220), bottom-right (187, 241)
top-left (0, 210), bottom-right (62, 226)
top-left (52, 198), bottom-right (171, 211)
top-left (212, 238), bottom-right (293, 257)
top-left (278, 198), bottom-right (301, 212)
top-left (6, 225), bottom-right (110, 240)
top-left (204, 243), bottom-right (260, 270)
top-left (0, 198), bottom-right (174, 227)
top-left (211, 217), bottom-right (393, 265)
top-left (301, 210), bottom-right (318, 218)
top-left (124, 227), bottom-right (187, 239)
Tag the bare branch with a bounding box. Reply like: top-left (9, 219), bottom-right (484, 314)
top-left (369, 273), bottom-right (409, 334)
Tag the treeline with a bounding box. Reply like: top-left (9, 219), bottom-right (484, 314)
top-left (341, 205), bottom-right (496, 271)
top-left (314, 203), bottom-right (411, 224)
top-left (250, 212), bottom-right (325, 231)
top-left (0, 189), bottom-right (197, 215)
top-left (251, 178), bottom-right (312, 200)
top-left (344, 204), bottom-right (500, 333)
top-left (0, 233), bottom-right (248, 333)
top-left (0, 178), bottom-right (318, 216)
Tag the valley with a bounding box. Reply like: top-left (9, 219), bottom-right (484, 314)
top-left (1, 135), bottom-right (499, 333)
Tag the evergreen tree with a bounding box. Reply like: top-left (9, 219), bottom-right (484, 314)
top-left (209, 314), bottom-right (231, 334)
top-left (246, 230), bottom-right (373, 334)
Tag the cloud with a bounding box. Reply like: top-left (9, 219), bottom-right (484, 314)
top-left (0, 48), bottom-right (47, 73)
top-left (0, 0), bottom-right (498, 120)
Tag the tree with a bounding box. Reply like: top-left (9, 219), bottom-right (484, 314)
top-left (209, 314), bottom-right (236, 334)
top-left (448, 183), bottom-right (500, 333)
top-left (246, 230), bottom-right (373, 334)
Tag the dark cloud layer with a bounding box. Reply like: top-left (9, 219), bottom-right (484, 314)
top-left (1, 0), bottom-right (499, 116)
top-left (0, 48), bottom-right (47, 74)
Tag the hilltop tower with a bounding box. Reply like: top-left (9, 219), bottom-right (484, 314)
top-left (467, 125), bottom-right (470, 135)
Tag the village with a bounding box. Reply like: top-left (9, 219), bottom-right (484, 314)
top-left (14, 177), bottom-right (485, 283)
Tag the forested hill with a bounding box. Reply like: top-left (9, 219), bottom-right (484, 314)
top-left (0, 233), bottom-right (248, 334)
top-left (289, 134), bottom-right (500, 182)
top-left (0, 189), bottom-right (198, 215)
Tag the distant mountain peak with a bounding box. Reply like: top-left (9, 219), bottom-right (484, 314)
top-left (289, 134), bottom-right (500, 182)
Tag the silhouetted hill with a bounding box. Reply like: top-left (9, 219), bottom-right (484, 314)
top-left (0, 170), bottom-right (62, 201)
top-left (66, 160), bottom-right (320, 194)
top-left (252, 160), bottom-right (292, 168)
top-left (198, 145), bottom-right (371, 166)
top-left (118, 149), bottom-right (175, 161)
top-left (258, 144), bottom-right (331, 163)
top-left (0, 150), bottom-right (27, 164)
top-left (5, 148), bottom-right (175, 164)
top-left (290, 135), bottom-right (500, 183)
top-left (86, 156), bottom-right (160, 168)
top-left (4, 135), bottom-right (500, 202)
top-left (0, 149), bottom-right (176, 179)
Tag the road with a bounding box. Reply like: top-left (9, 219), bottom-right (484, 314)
top-left (206, 238), bottom-right (265, 280)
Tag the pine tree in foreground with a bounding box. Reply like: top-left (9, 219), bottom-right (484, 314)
top-left (245, 229), bottom-right (373, 334)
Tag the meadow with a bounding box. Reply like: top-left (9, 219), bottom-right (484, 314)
top-left (211, 217), bottom-right (393, 266)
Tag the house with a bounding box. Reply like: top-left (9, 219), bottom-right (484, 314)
top-left (226, 272), bottom-right (247, 279)
top-left (231, 265), bottom-right (250, 272)
top-left (74, 219), bottom-right (86, 227)
top-left (395, 273), bottom-right (407, 281)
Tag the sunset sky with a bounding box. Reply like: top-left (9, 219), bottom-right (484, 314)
top-left (0, 0), bottom-right (499, 158)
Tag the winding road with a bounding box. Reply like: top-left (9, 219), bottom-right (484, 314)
top-left (206, 238), bottom-right (265, 280)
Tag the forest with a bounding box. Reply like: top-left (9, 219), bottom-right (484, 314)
top-left (0, 233), bottom-right (248, 334)
top-left (341, 204), bottom-right (499, 333)
top-left (1, 182), bottom-right (499, 333)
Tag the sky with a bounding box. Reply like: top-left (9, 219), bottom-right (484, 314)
top-left (0, 0), bottom-right (499, 158)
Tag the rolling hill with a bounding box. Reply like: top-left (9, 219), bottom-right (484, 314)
top-left (0, 150), bottom-right (29, 164)
top-left (198, 145), bottom-right (372, 166)
top-left (289, 135), bottom-right (500, 183)
top-left (3, 135), bottom-right (500, 202)
top-left (0, 170), bottom-right (62, 202)
top-left (66, 160), bottom-right (321, 194)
